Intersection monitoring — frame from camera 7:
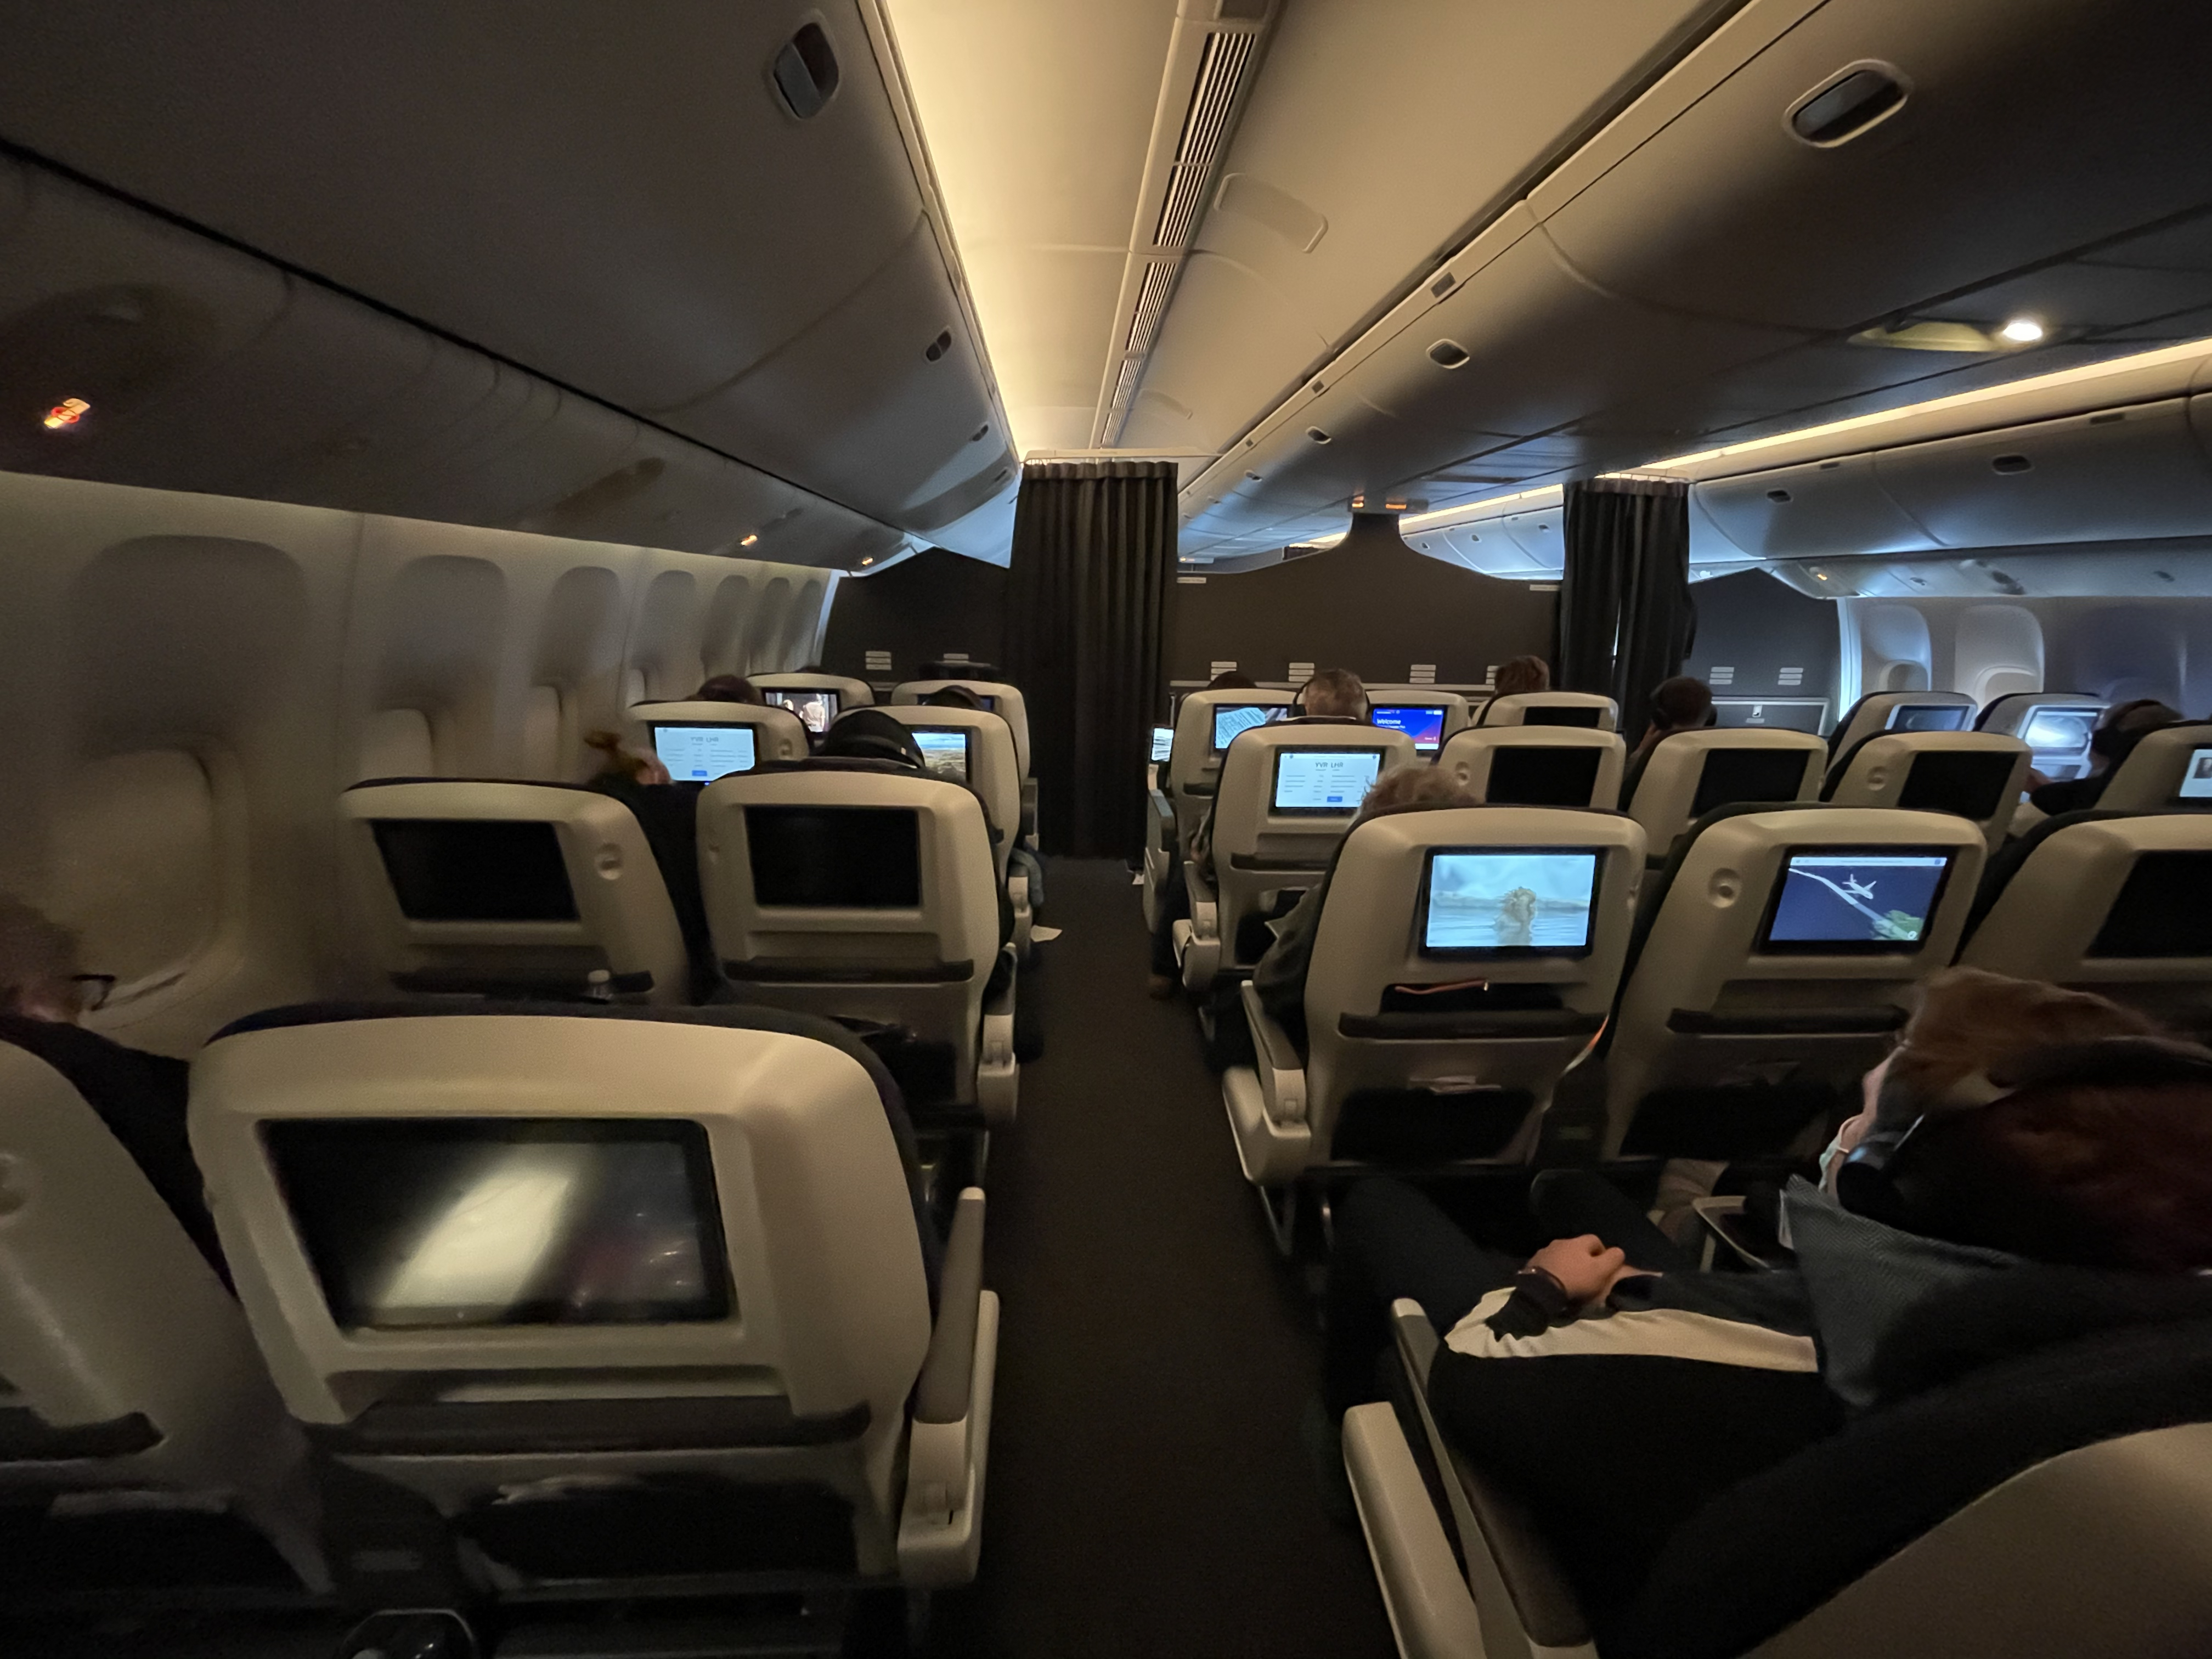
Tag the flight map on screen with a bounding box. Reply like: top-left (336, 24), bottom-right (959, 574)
top-left (1760, 850), bottom-right (1952, 950)
top-left (1422, 849), bottom-right (1599, 954)
top-left (653, 724), bottom-right (756, 782)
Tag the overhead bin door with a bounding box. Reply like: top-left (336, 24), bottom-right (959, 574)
top-left (1697, 452), bottom-right (1938, 560)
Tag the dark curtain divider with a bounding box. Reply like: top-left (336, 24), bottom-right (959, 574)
top-left (1558, 476), bottom-right (1695, 742)
top-left (1005, 459), bottom-right (1176, 859)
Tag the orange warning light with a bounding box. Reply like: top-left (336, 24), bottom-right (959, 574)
top-left (41, 398), bottom-right (90, 431)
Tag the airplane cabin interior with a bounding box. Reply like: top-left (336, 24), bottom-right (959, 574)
top-left (2, 3), bottom-right (2211, 1657)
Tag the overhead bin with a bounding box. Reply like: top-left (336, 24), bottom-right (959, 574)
top-left (1697, 452), bottom-right (1938, 559)
top-left (1874, 398), bottom-right (2212, 548)
top-left (1538, 0), bottom-right (2212, 333)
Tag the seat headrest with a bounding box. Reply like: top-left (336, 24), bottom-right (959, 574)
top-left (820, 709), bottom-right (926, 769)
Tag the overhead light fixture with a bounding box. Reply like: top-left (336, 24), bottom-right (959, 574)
top-left (859, 557), bottom-right (874, 566)
top-left (1999, 317), bottom-right (2047, 344)
top-left (41, 397), bottom-right (89, 430)
top-left (740, 533), bottom-right (759, 547)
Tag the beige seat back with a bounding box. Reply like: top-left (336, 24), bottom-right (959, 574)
top-left (893, 681), bottom-right (1030, 778)
top-left (696, 768), bottom-right (1011, 1114)
top-left (1821, 732), bottom-right (2030, 853)
top-left (1164, 688), bottom-right (1296, 855)
top-left (1209, 723), bottom-right (1418, 973)
top-left (1605, 805), bottom-right (1984, 1160)
top-left (340, 781), bottom-right (690, 1005)
top-left (1477, 691), bottom-right (1618, 731)
top-left (2095, 723), bottom-right (2212, 811)
top-left (1362, 689), bottom-right (1471, 758)
top-left (0, 1041), bottom-right (322, 1592)
top-left (871, 706), bottom-right (1022, 886)
top-left (1440, 726), bottom-right (1627, 809)
top-left (1627, 730), bottom-right (1826, 859)
top-left (189, 1012), bottom-right (934, 1582)
top-left (1827, 690), bottom-right (1976, 757)
top-left (1303, 807), bottom-right (1646, 1167)
top-left (1960, 811), bottom-right (2212, 1033)
top-left (631, 699), bottom-right (810, 778)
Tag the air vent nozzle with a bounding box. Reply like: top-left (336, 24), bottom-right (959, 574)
top-left (1991, 454), bottom-right (2033, 475)
top-left (1427, 340), bottom-right (1469, 369)
top-left (1305, 427), bottom-right (1331, 444)
top-left (1788, 64), bottom-right (1906, 146)
top-left (772, 23), bottom-right (840, 120)
top-left (923, 329), bottom-right (953, 362)
top-left (1767, 488), bottom-right (1792, 503)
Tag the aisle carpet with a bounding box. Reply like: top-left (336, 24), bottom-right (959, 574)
top-left (925, 859), bottom-right (1394, 1658)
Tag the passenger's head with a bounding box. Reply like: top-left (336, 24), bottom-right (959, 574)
top-left (584, 730), bottom-right (671, 787)
top-left (1355, 765), bottom-right (1481, 823)
top-left (1646, 675), bottom-right (1714, 736)
top-left (0, 895), bottom-right (88, 1024)
top-left (1494, 656), bottom-right (1551, 697)
top-left (1867, 968), bottom-right (2158, 1131)
top-left (2087, 698), bottom-right (2182, 771)
top-left (818, 709), bottom-right (926, 770)
top-left (1296, 668), bottom-right (1367, 720)
top-left (694, 675), bottom-right (760, 704)
top-left (1206, 670), bottom-right (1258, 692)
top-left (925, 685), bottom-right (983, 710)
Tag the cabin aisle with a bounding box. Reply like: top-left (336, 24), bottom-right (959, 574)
top-left (926, 859), bottom-right (1393, 1659)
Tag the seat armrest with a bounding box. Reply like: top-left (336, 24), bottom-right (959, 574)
top-left (916, 1188), bottom-right (985, 1426)
top-left (1391, 1301), bottom-right (1593, 1654)
top-left (900, 1188), bottom-right (996, 1586)
top-left (1691, 1195), bottom-right (1790, 1272)
top-left (1342, 1403), bottom-right (1486, 1659)
top-left (1240, 980), bottom-right (1307, 1126)
top-left (1020, 777), bottom-right (1038, 844)
top-left (977, 952), bottom-right (1018, 1124)
top-left (1148, 788), bottom-right (1175, 851)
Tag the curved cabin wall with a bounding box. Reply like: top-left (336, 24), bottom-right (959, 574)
top-left (0, 470), bottom-right (831, 1057)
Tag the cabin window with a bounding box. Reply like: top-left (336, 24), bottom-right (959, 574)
top-left (46, 749), bottom-right (221, 1001)
top-left (360, 708), bottom-right (436, 780)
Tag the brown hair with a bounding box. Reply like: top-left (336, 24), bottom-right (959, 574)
top-left (1647, 675), bottom-right (1713, 732)
top-left (1206, 670), bottom-right (1258, 691)
top-left (2089, 698), bottom-right (2183, 764)
top-left (695, 675), bottom-right (760, 704)
top-left (584, 730), bottom-right (664, 786)
top-left (1494, 656), bottom-right (1551, 697)
top-left (1875, 968), bottom-right (2157, 1129)
top-left (0, 894), bottom-right (82, 1019)
top-left (1298, 668), bottom-right (1367, 719)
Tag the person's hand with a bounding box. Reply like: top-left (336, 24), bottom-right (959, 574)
top-left (1526, 1235), bottom-right (1649, 1305)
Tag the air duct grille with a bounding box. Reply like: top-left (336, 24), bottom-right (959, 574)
top-left (1154, 31), bottom-right (1254, 250)
top-left (1126, 261), bottom-right (1178, 357)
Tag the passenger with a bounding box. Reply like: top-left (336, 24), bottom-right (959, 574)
top-left (1316, 969), bottom-right (2212, 1626)
top-left (924, 684), bottom-right (984, 710)
top-left (1251, 768), bottom-right (1483, 1046)
top-left (1493, 654), bottom-right (1551, 697)
top-left (584, 726), bottom-right (671, 786)
top-left (1148, 668), bottom-right (1369, 996)
top-left (583, 731), bottom-right (710, 997)
top-left (693, 673), bottom-right (761, 704)
top-left (1205, 670), bottom-right (1258, 692)
top-left (2025, 697), bottom-right (2182, 814)
top-left (1629, 674), bottom-right (1714, 761)
top-left (817, 707), bottom-right (928, 769)
top-left (0, 895), bottom-right (227, 1278)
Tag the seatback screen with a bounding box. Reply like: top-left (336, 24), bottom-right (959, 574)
top-left (1885, 703), bottom-right (1970, 733)
top-left (1212, 703), bottom-right (1285, 749)
top-left (1691, 747), bottom-right (1813, 818)
top-left (1485, 746), bottom-right (1602, 807)
top-left (267, 1118), bottom-right (729, 1330)
top-left (2174, 747), bottom-right (2212, 804)
top-left (1151, 725), bottom-right (1174, 763)
top-left (1522, 705), bottom-right (1605, 729)
top-left (2087, 851), bottom-right (2212, 957)
top-left (1271, 748), bottom-right (1384, 814)
top-left (372, 820), bottom-right (577, 923)
top-left (746, 805), bottom-right (921, 907)
top-left (912, 727), bottom-right (972, 783)
top-left (1420, 848), bottom-right (1601, 957)
top-left (2019, 706), bottom-right (2101, 783)
top-left (1897, 751), bottom-right (2017, 821)
top-left (764, 689), bottom-right (838, 735)
top-left (1758, 849), bottom-right (1955, 953)
top-left (1372, 704), bottom-right (1447, 752)
top-left (652, 723), bottom-right (756, 782)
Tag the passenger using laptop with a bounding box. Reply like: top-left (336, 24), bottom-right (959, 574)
top-left (1628, 674), bottom-right (1714, 762)
top-left (2024, 697), bottom-right (2182, 814)
top-left (0, 895), bottom-right (226, 1277)
top-left (1315, 969), bottom-right (2212, 1627)
top-left (1148, 668), bottom-right (1370, 996)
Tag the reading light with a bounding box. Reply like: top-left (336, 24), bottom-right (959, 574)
top-left (860, 557), bottom-right (874, 566)
top-left (1999, 317), bottom-right (2046, 344)
top-left (41, 397), bottom-right (89, 430)
top-left (740, 533), bottom-right (759, 547)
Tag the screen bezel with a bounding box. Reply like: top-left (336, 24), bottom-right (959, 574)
top-left (2172, 746), bottom-right (2212, 806)
top-left (1752, 843), bottom-right (1959, 957)
top-left (910, 725), bottom-right (975, 783)
top-left (1268, 746), bottom-right (1386, 816)
top-left (265, 1116), bottom-right (733, 1331)
top-left (1883, 702), bottom-right (1970, 733)
top-left (1413, 844), bottom-right (1605, 962)
top-left (1211, 702), bottom-right (1283, 752)
top-left (649, 721), bottom-right (758, 781)
top-left (1371, 703), bottom-right (1449, 753)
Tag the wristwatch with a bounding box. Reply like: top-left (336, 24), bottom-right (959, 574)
top-left (1513, 1264), bottom-right (1577, 1325)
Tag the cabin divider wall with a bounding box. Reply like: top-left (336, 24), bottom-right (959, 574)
top-left (0, 470), bottom-right (832, 1057)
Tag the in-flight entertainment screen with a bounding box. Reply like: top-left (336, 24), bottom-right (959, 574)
top-left (1884, 703), bottom-right (1970, 733)
top-left (1212, 703), bottom-right (1285, 750)
top-left (652, 723), bottom-right (757, 782)
top-left (1151, 725), bottom-right (1174, 763)
top-left (1420, 848), bottom-right (1600, 957)
top-left (912, 727), bottom-right (972, 783)
top-left (1270, 748), bottom-right (1384, 814)
top-left (1372, 704), bottom-right (1448, 752)
top-left (1758, 848), bottom-right (1955, 952)
top-left (764, 689), bottom-right (838, 735)
top-left (2175, 746), bottom-right (2212, 804)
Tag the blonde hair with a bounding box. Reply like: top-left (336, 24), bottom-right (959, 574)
top-left (1876, 968), bottom-right (2157, 1127)
top-left (1357, 766), bottom-right (1481, 820)
top-left (0, 894), bottom-right (82, 1018)
top-left (1298, 668), bottom-right (1367, 719)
